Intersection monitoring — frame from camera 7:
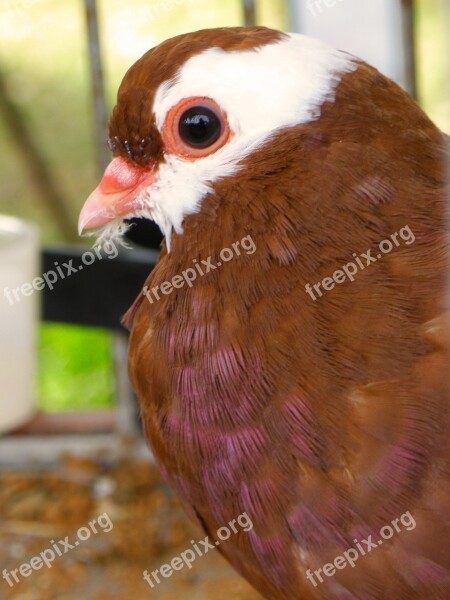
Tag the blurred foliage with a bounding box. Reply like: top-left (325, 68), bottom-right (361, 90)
top-left (0, 0), bottom-right (446, 411)
top-left (39, 323), bottom-right (114, 411)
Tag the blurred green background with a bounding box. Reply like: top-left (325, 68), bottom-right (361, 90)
top-left (0, 0), bottom-right (447, 412)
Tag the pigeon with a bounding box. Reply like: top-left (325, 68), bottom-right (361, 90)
top-left (79, 27), bottom-right (450, 599)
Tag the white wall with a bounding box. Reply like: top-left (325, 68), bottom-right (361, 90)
top-left (288, 0), bottom-right (408, 88)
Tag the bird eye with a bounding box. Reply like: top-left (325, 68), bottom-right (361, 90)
top-left (162, 97), bottom-right (231, 160)
top-left (179, 106), bottom-right (222, 148)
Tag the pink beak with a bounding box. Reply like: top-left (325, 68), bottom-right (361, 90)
top-left (78, 156), bottom-right (157, 234)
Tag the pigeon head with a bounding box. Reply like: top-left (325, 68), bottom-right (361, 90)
top-left (78, 26), bottom-right (357, 248)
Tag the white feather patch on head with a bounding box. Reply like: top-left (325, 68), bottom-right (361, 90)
top-left (102, 33), bottom-right (358, 249)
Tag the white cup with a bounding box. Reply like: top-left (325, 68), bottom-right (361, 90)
top-left (0, 215), bottom-right (39, 433)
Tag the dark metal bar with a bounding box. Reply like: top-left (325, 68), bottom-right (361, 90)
top-left (242, 0), bottom-right (257, 26)
top-left (83, 0), bottom-right (110, 174)
top-left (402, 0), bottom-right (417, 99)
top-left (83, 0), bottom-right (139, 430)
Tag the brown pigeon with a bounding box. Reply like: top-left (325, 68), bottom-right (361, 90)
top-left (79, 27), bottom-right (450, 599)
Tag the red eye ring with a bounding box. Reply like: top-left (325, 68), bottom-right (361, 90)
top-left (162, 96), bottom-right (231, 160)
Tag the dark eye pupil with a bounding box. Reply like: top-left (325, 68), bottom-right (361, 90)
top-left (179, 106), bottom-right (222, 148)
